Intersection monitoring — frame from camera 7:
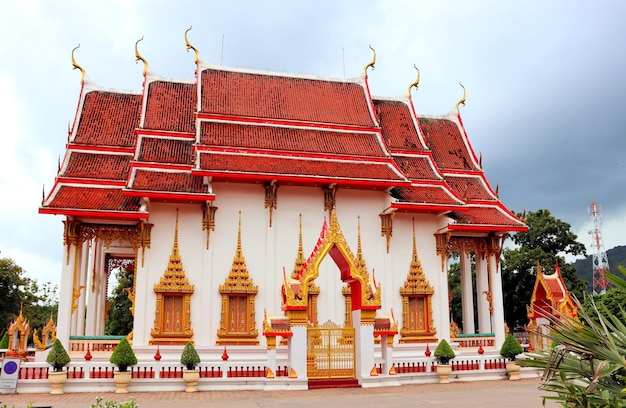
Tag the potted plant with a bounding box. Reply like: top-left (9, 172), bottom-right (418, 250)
top-left (500, 334), bottom-right (524, 381)
top-left (180, 341), bottom-right (201, 392)
top-left (46, 339), bottom-right (71, 394)
top-left (109, 338), bottom-right (137, 393)
top-left (433, 339), bottom-right (455, 384)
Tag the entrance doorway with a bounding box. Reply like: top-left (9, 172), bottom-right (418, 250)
top-left (307, 320), bottom-right (355, 379)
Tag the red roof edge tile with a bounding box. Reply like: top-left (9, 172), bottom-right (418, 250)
top-left (38, 207), bottom-right (148, 220)
top-left (122, 189), bottom-right (215, 202)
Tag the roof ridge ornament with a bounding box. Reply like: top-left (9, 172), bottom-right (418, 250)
top-left (407, 64), bottom-right (420, 94)
top-left (184, 26), bottom-right (200, 64)
top-left (71, 44), bottom-right (85, 84)
top-left (363, 44), bottom-right (376, 76)
top-left (135, 36), bottom-right (149, 76)
top-left (455, 82), bottom-right (466, 113)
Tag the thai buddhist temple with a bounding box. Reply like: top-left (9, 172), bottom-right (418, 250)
top-left (38, 31), bottom-right (527, 387)
top-left (526, 262), bottom-right (578, 350)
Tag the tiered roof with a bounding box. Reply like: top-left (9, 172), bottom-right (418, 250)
top-left (528, 262), bottom-right (578, 320)
top-left (40, 55), bottom-right (525, 233)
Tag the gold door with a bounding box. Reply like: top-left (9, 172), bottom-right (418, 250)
top-left (307, 321), bottom-right (355, 379)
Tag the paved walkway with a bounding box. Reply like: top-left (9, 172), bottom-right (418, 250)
top-left (1, 379), bottom-right (557, 408)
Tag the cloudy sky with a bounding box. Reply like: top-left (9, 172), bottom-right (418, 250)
top-left (1, 1), bottom-right (625, 286)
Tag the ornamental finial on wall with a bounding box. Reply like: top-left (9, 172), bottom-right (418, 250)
top-left (134, 36), bottom-right (149, 76)
top-left (455, 82), bottom-right (466, 113)
top-left (407, 64), bottom-right (420, 95)
top-left (184, 26), bottom-right (200, 64)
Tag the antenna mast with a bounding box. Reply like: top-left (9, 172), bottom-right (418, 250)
top-left (588, 202), bottom-right (609, 294)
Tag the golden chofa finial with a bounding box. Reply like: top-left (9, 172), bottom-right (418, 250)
top-left (71, 44), bottom-right (86, 83)
top-left (407, 64), bottom-right (420, 94)
top-left (455, 81), bottom-right (466, 113)
top-left (363, 44), bottom-right (376, 76)
top-left (41, 185), bottom-right (45, 205)
top-left (135, 36), bottom-right (149, 75)
top-left (184, 26), bottom-right (200, 64)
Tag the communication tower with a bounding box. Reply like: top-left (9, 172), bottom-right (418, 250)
top-left (588, 202), bottom-right (609, 294)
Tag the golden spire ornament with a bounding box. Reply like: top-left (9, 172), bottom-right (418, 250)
top-left (363, 44), bottom-right (376, 76)
top-left (407, 64), bottom-right (420, 94)
top-left (455, 82), bottom-right (466, 113)
top-left (135, 36), bottom-right (149, 75)
top-left (184, 26), bottom-right (200, 63)
top-left (71, 44), bottom-right (86, 83)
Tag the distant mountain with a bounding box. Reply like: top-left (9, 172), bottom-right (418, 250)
top-left (572, 245), bottom-right (626, 292)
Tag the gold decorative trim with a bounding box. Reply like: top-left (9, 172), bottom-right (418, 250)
top-left (150, 210), bottom-right (194, 345)
top-left (71, 44), bottom-right (85, 83)
top-left (134, 36), bottom-right (149, 76)
top-left (363, 44), bottom-right (376, 76)
top-left (184, 26), bottom-right (200, 64)
top-left (216, 212), bottom-right (259, 345)
top-left (7, 308), bottom-right (31, 355)
top-left (63, 220), bottom-right (152, 267)
top-left (455, 82), bottom-right (466, 113)
top-left (282, 210), bottom-right (381, 323)
top-left (400, 219), bottom-right (437, 343)
top-left (407, 64), bottom-right (420, 94)
top-left (322, 184), bottom-right (337, 213)
top-left (379, 212), bottom-right (395, 253)
top-left (264, 181), bottom-right (278, 227)
top-left (202, 201), bottom-right (218, 249)
top-left (33, 315), bottom-right (57, 351)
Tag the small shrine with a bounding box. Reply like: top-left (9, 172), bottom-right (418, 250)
top-left (6, 309), bottom-right (31, 360)
top-left (527, 261), bottom-right (578, 350)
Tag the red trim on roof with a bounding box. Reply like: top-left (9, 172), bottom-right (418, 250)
top-left (122, 190), bottom-right (215, 202)
top-left (38, 207), bottom-right (147, 219)
top-left (67, 144), bottom-right (135, 154)
top-left (56, 177), bottom-right (126, 187)
top-left (447, 224), bottom-right (528, 232)
top-left (136, 129), bottom-right (195, 139)
top-left (391, 203), bottom-right (467, 213)
top-left (129, 162), bottom-right (192, 172)
top-left (196, 113), bottom-right (378, 134)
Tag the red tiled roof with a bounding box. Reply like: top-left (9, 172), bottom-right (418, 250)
top-left (419, 117), bottom-right (477, 171)
top-left (448, 206), bottom-right (526, 229)
top-left (127, 169), bottom-right (208, 194)
top-left (200, 69), bottom-right (375, 126)
top-left (144, 81), bottom-right (196, 133)
top-left (45, 185), bottom-right (141, 212)
top-left (445, 175), bottom-right (495, 201)
top-left (374, 100), bottom-right (426, 152)
top-left (197, 153), bottom-right (404, 183)
top-left (390, 185), bottom-right (462, 206)
top-left (392, 156), bottom-right (440, 180)
top-left (73, 91), bottom-right (142, 147)
top-left (200, 122), bottom-right (386, 157)
top-left (63, 152), bottom-right (130, 181)
top-left (136, 137), bottom-right (194, 165)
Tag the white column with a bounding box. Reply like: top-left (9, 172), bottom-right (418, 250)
top-left (75, 240), bottom-right (89, 336)
top-left (475, 254), bottom-right (491, 334)
top-left (439, 258), bottom-right (451, 342)
top-left (353, 310), bottom-right (375, 380)
top-left (133, 248), bottom-right (149, 346)
top-left (489, 254), bottom-right (506, 349)
top-left (85, 241), bottom-right (98, 336)
top-left (266, 346), bottom-right (277, 378)
top-left (57, 244), bottom-right (77, 346)
top-left (459, 251), bottom-right (475, 334)
top-left (288, 325), bottom-right (307, 378)
top-left (380, 336), bottom-right (393, 375)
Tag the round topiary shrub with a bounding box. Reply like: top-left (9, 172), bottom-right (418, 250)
top-left (109, 338), bottom-right (137, 372)
top-left (180, 342), bottom-right (201, 370)
top-left (46, 339), bottom-right (71, 372)
top-left (433, 339), bottom-right (456, 365)
top-left (500, 334), bottom-right (524, 361)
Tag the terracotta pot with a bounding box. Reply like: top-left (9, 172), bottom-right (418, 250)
top-left (506, 361), bottom-right (521, 381)
top-left (183, 369), bottom-right (200, 392)
top-left (436, 364), bottom-right (452, 384)
top-left (48, 370), bottom-right (67, 395)
top-left (114, 370), bottom-right (132, 394)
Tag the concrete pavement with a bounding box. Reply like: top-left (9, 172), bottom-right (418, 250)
top-left (1, 378), bottom-right (558, 408)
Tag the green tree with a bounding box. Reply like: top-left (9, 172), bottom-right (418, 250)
top-left (581, 285), bottom-right (626, 325)
top-left (502, 209), bottom-right (587, 330)
top-left (0, 257), bottom-right (37, 333)
top-left (105, 267), bottom-right (134, 336)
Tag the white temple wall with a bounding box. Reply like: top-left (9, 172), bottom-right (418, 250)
top-left (132, 183), bottom-right (454, 347)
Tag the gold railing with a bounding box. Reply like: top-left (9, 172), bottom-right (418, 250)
top-left (307, 324), bottom-right (355, 379)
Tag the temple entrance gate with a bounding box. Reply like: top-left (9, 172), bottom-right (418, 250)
top-left (307, 320), bottom-right (355, 379)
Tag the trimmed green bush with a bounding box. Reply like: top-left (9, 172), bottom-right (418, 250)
top-left (46, 338), bottom-right (71, 372)
top-left (433, 339), bottom-right (455, 365)
top-left (0, 332), bottom-right (8, 349)
top-left (109, 338), bottom-right (137, 372)
top-left (180, 341), bottom-right (201, 370)
top-left (500, 334), bottom-right (524, 361)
